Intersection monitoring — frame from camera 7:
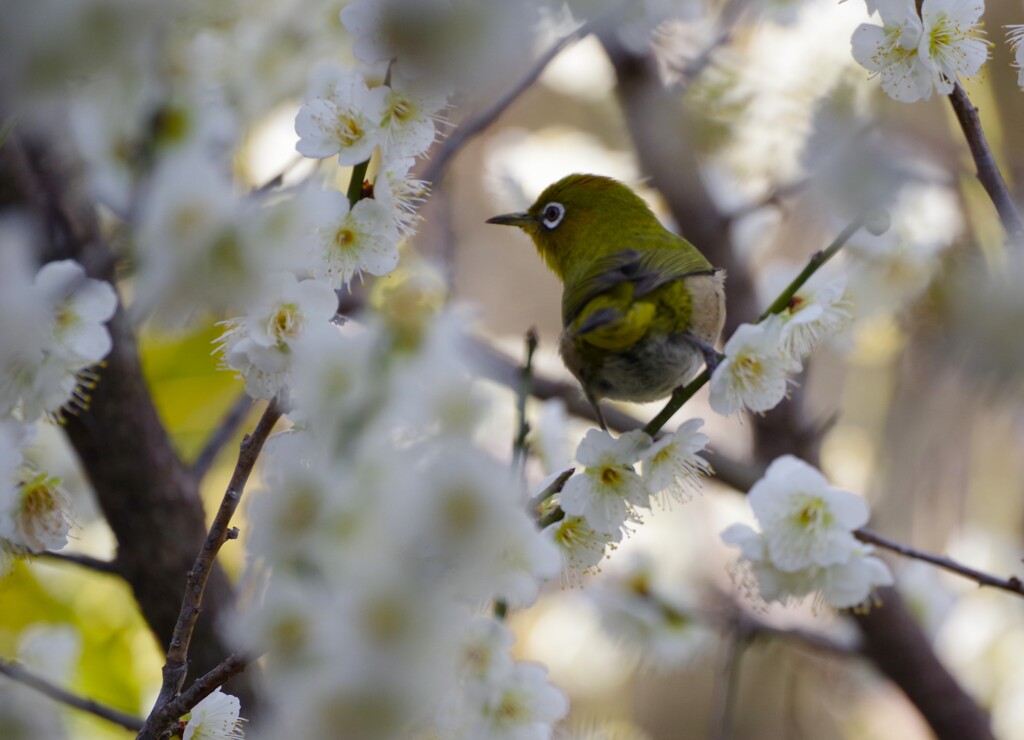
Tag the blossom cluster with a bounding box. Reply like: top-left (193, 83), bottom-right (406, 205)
top-left (0, 229), bottom-right (117, 571)
top-left (237, 303), bottom-right (568, 739)
top-left (721, 456), bottom-right (893, 609)
top-left (851, 0), bottom-right (988, 103)
top-left (708, 277), bottom-right (851, 417)
top-left (542, 420), bottom-right (711, 581)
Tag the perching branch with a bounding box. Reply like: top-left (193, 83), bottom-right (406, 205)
top-left (947, 82), bottom-right (1024, 243)
top-left (855, 528), bottom-right (1024, 598)
top-left (139, 401), bottom-right (282, 740)
top-left (0, 658), bottom-right (144, 732)
top-left (644, 216), bottom-right (864, 437)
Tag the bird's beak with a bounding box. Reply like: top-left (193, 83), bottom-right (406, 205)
top-left (486, 211), bottom-right (535, 228)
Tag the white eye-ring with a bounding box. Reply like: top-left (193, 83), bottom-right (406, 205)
top-left (541, 202), bottom-right (565, 230)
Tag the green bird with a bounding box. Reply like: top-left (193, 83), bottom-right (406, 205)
top-left (487, 174), bottom-right (726, 429)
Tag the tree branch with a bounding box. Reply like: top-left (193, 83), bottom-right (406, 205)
top-left (0, 658), bottom-right (144, 732)
top-left (191, 392), bottom-right (254, 480)
top-left (35, 550), bottom-right (121, 576)
top-left (855, 528), bottom-right (1024, 598)
top-left (139, 402), bottom-right (282, 740)
top-left (147, 652), bottom-right (254, 734)
top-left (947, 83), bottom-right (1024, 243)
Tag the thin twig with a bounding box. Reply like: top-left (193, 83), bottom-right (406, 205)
top-left (151, 652), bottom-right (253, 731)
top-left (511, 328), bottom-right (539, 474)
top-left (527, 467), bottom-right (575, 512)
top-left (947, 83), bottom-right (1024, 243)
top-left (710, 629), bottom-right (747, 740)
top-left (35, 550), bottom-right (121, 576)
top-left (138, 401), bottom-right (282, 740)
top-left (421, 22), bottom-right (592, 185)
top-left (252, 154), bottom-right (304, 195)
top-left (671, 0), bottom-right (751, 90)
top-left (0, 658), bottom-right (144, 731)
top-left (855, 529), bottom-right (1024, 598)
top-left (191, 393), bottom-right (254, 480)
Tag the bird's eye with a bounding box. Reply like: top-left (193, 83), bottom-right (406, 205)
top-left (541, 202), bottom-right (565, 230)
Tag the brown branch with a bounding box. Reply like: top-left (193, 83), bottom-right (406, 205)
top-left (855, 529), bottom-right (1024, 598)
top-left (147, 652), bottom-right (254, 734)
top-left (0, 658), bottom-right (144, 731)
top-left (191, 392), bottom-right (254, 480)
top-left (139, 402), bottom-right (282, 740)
top-left (35, 550), bottom-right (121, 576)
top-left (947, 83), bottom-right (1024, 243)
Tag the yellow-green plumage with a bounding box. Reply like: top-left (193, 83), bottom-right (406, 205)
top-left (487, 174), bottom-right (725, 424)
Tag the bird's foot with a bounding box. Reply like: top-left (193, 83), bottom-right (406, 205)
top-left (684, 333), bottom-right (725, 375)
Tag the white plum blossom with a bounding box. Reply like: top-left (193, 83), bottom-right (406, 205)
top-left (709, 321), bottom-right (799, 416)
top-left (295, 68), bottom-right (388, 165)
top-left (458, 616), bottom-right (516, 688)
top-left (134, 152), bottom-right (291, 326)
top-left (305, 189), bottom-right (401, 289)
top-left (749, 455), bottom-right (869, 572)
top-left (722, 524), bottom-right (893, 609)
top-left (0, 422), bottom-right (73, 558)
top-left (558, 429), bottom-right (652, 533)
top-left (771, 277), bottom-right (852, 361)
top-left (181, 688), bottom-right (245, 740)
top-left (852, 0), bottom-right (988, 103)
top-left (0, 233), bottom-right (116, 421)
top-left (588, 554), bottom-right (713, 668)
top-left (373, 156), bottom-right (429, 237)
top-left (467, 662), bottom-right (569, 740)
top-left (379, 74), bottom-right (448, 159)
top-left (217, 273), bottom-right (339, 401)
top-left (1008, 25), bottom-right (1024, 90)
top-left (721, 456), bottom-right (892, 609)
top-left (543, 514), bottom-right (621, 584)
top-left (35, 260), bottom-right (118, 366)
top-left (640, 418), bottom-right (711, 506)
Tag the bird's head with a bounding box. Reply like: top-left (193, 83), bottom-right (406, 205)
top-left (486, 174), bottom-right (660, 281)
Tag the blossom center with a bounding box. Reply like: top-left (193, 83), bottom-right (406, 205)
top-left (270, 303), bottom-right (301, 342)
top-left (335, 114), bottom-right (364, 146)
top-left (600, 467), bottom-right (621, 485)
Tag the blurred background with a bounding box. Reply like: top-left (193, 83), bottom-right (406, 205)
top-left (3, 0), bottom-right (1024, 737)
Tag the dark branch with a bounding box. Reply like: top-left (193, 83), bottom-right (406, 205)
top-left (150, 652), bottom-right (254, 732)
top-left (856, 529), bottom-right (1024, 598)
top-left (139, 402), bottom-right (282, 740)
top-left (947, 83), bottom-right (1024, 242)
top-left (35, 550), bottom-right (121, 576)
top-left (191, 393), bottom-right (254, 480)
top-left (0, 659), bottom-right (144, 731)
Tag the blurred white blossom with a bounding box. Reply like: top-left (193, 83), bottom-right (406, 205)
top-left (217, 273), bottom-right (339, 401)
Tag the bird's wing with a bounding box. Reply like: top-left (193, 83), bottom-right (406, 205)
top-left (562, 243), bottom-right (715, 327)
